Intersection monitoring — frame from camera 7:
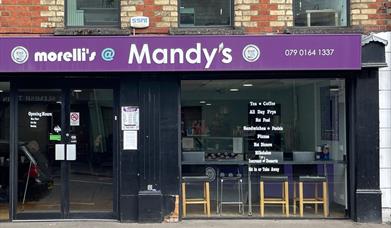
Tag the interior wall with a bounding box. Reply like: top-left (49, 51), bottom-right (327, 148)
top-left (296, 83), bottom-right (315, 151)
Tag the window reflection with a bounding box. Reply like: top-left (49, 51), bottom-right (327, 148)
top-left (69, 89), bottom-right (113, 212)
top-left (293, 0), bottom-right (347, 26)
top-left (180, 0), bottom-right (232, 27)
top-left (0, 82), bottom-right (11, 220)
top-left (67, 0), bottom-right (120, 27)
top-left (17, 90), bottom-right (62, 213)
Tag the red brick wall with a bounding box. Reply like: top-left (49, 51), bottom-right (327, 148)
top-left (351, 0), bottom-right (391, 33)
top-left (0, 0), bottom-right (390, 35)
top-left (120, 0), bottom-right (177, 34)
top-left (0, 0), bottom-right (53, 35)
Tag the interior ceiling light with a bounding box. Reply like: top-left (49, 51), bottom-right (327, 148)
top-left (206, 103), bottom-right (212, 106)
top-left (73, 89), bottom-right (82, 93)
top-left (229, 88), bottom-right (239, 92)
top-left (200, 101), bottom-right (206, 104)
top-left (242, 83), bottom-right (253, 87)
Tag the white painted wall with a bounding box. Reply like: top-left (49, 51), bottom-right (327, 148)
top-left (376, 31), bottom-right (391, 223)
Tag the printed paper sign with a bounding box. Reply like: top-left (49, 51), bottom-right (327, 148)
top-left (121, 106), bottom-right (139, 130)
top-left (70, 112), bottom-right (80, 126)
top-left (66, 144), bottom-right (77, 161)
top-left (123, 130), bottom-right (138, 150)
top-left (55, 144), bottom-right (65, 161)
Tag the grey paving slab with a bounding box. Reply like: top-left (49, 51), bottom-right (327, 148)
top-left (0, 220), bottom-right (390, 228)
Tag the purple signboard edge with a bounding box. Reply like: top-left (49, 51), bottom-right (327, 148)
top-left (0, 34), bottom-right (362, 72)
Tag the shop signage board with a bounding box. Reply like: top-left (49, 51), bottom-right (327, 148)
top-left (0, 35), bottom-right (361, 72)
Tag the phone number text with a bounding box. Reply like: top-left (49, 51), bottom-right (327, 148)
top-left (284, 49), bottom-right (335, 57)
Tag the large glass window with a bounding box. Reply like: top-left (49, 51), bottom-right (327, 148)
top-left (179, 0), bottom-right (232, 27)
top-left (181, 79), bottom-right (347, 218)
top-left (293, 0), bottom-right (347, 27)
top-left (66, 0), bottom-right (120, 27)
top-left (0, 82), bottom-right (10, 221)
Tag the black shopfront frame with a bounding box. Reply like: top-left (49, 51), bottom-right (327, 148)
top-left (0, 68), bottom-right (382, 223)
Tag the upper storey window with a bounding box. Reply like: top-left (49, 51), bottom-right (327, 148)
top-left (293, 0), bottom-right (347, 27)
top-left (179, 0), bottom-right (232, 27)
top-left (66, 0), bottom-right (120, 27)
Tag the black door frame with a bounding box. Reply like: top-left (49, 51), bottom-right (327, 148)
top-left (9, 77), bottom-right (119, 220)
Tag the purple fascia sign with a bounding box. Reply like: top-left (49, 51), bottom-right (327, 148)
top-left (0, 35), bottom-right (361, 72)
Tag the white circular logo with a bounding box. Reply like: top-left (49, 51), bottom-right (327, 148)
top-left (11, 46), bottom-right (29, 64)
top-left (242, 44), bottom-right (260, 63)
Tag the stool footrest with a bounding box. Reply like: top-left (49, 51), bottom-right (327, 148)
top-left (220, 202), bottom-right (244, 205)
top-left (186, 201), bottom-right (207, 204)
top-left (263, 201), bottom-right (288, 204)
top-left (264, 197), bottom-right (286, 200)
top-left (294, 197), bottom-right (323, 201)
top-left (302, 201), bottom-right (326, 204)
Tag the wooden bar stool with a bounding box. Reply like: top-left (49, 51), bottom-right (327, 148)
top-left (293, 176), bottom-right (328, 217)
top-left (182, 176), bottom-right (211, 217)
top-left (259, 175), bottom-right (289, 217)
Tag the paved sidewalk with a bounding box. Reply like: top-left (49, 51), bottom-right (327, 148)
top-left (0, 220), bottom-right (390, 228)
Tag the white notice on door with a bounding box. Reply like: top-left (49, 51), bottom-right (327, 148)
top-left (123, 130), bottom-right (137, 150)
top-left (55, 144), bottom-right (65, 160)
top-left (66, 144), bottom-right (76, 161)
top-left (121, 106), bottom-right (139, 130)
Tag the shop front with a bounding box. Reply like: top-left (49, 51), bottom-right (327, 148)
top-left (0, 34), bottom-right (385, 223)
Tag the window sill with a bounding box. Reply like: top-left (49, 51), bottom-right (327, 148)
top-left (284, 26), bottom-right (363, 34)
top-left (169, 27), bottom-right (244, 35)
top-left (54, 27), bottom-right (130, 36)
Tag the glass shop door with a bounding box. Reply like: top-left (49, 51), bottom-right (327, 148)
top-left (14, 82), bottom-right (116, 220)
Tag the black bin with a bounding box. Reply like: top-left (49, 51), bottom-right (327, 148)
top-left (138, 190), bottom-right (163, 223)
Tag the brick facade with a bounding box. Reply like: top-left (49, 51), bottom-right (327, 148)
top-left (0, 0), bottom-right (390, 35)
top-left (351, 0), bottom-right (391, 33)
top-left (120, 0), bottom-right (177, 34)
top-left (40, 0), bottom-right (64, 29)
top-left (0, 0), bottom-right (52, 34)
top-left (234, 0), bottom-right (293, 34)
